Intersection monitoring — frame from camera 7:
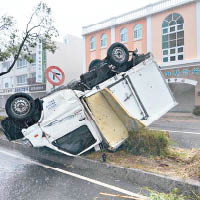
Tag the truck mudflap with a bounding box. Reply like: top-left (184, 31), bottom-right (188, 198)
top-left (85, 88), bottom-right (144, 151)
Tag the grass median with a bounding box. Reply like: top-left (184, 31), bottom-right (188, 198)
top-left (86, 128), bottom-right (200, 182)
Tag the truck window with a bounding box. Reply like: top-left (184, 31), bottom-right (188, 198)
top-left (52, 125), bottom-right (96, 155)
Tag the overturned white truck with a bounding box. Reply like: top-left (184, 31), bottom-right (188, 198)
top-left (1, 43), bottom-right (177, 156)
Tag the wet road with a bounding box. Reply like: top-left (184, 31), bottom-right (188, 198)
top-left (0, 147), bottom-right (146, 200)
top-left (150, 117), bottom-right (200, 133)
top-left (150, 116), bottom-right (200, 148)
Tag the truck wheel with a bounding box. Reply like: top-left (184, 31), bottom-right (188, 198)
top-left (88, 59), bottom-right (102, 71)
top-left (107, 43), bottom-right (129, 67)
top-left (5, 93), bottom-right (36, 120)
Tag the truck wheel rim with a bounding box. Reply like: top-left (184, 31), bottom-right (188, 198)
top-left (11, 97), bottom-right (31, 116)
top-left (111, 47), bottom-right (126, 63)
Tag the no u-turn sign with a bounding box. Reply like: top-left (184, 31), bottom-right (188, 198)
top-left (46, 66), bottom-right (65, 86)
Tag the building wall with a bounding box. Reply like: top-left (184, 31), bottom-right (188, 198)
top-left (85, 28), bottom-right (111, 70)
top-left (151, 1), bottom-right (200, 107)
top-left (0, 53), bottom-right (46, 108)
top-left (46, 35), bottom-right (83, 92)
top-left (0, 48), bottom-right (38, 90)
top-left (85, 19), bottom-right (147, 69)
top-left (163, 66), bottom-right (200, 105)
top-left (151, 2), bottom-right (197, 64)
top-left (115, 18), bottom-right (147, 53)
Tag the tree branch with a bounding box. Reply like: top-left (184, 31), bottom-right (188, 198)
top-left (0, 34), bottom-right (28, 76)
top-left (26, 8), bottom-right (37, 32)
top-left (0, 2), bottom-right (58, 77)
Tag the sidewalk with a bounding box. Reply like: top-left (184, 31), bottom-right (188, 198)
top-left (162, 112), bottom-right (200, 120)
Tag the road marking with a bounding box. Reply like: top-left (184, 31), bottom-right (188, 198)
top-left (0, 150), bottom-right (147, 200)
top-left (100, 192), bottom-right (144, 199)
top-left (150, 128), bottom-right (200, 135)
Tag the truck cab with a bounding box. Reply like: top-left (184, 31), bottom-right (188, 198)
top-left (22, 89), bottom-right (103, 156)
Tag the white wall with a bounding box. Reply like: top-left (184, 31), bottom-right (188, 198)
top-left (46, 34), bottom-right (83, 92)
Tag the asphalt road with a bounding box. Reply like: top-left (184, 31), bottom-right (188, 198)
top-left (150, 117), bottom-right (200, 133)
top-left (0, 146), bottom-right (147, 200)
top-left (150, 115), bottom-right (200, 148)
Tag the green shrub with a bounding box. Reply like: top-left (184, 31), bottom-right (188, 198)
top-left (193, 106), bottom-right (200, 116)
top-left (148, 188), bottom-right (200, 200)
top-left (148, 188), bottom-right (185, 200)
top-left (122, 128), bottom-right (170, 157)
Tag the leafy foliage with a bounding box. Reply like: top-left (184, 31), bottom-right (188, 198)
top-left (148, 188), bottom-right (185, 200)
top-left (193, 106), bottom-right (200, 116)
top-left (122, 128), bottom-right (171, 157)
top-left (148, 188), bottom-right (200, 200)
top-left (0, 1), bottom-right (58, 76)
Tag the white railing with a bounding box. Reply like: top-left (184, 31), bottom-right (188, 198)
top-left (82, 0), bottom-right (195, 35)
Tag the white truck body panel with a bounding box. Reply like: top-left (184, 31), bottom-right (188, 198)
top-left (109, 57), bottom-right (176, 126)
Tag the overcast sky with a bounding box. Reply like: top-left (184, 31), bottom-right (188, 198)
top-left (0, 0), bottom-right (160, 40)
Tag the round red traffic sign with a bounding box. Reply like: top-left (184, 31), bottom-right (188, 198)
top-left (46, 66), bottom-right (65, 86)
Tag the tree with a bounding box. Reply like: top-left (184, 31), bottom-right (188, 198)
top-left (0, 1), bottom-right (59, 76)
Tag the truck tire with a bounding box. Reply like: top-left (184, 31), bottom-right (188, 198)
top-left (107, 43), bottom-right (129, 67)
top-left (5, 93), bottom-right (36, 121)
top-left (88, 59), bottom-right (102, 71)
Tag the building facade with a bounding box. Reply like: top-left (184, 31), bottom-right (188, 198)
top-left (46, 35), bottom-right (83, 92)
top-left (0, 34), bottom-right (83, 109)
top-left (82, 0), bottom-right (200, 112)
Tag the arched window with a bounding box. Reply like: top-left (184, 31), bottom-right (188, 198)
top-left (134, 24), bottom-right (142, 40)
top-left (162, 13), bottom-right (184, 63)
top-left (101, 34), bottom-right (107, 48)
top-left (120, 28), bottom-right (128, 43)
top-left (90, 36), bottom-right (96, 50)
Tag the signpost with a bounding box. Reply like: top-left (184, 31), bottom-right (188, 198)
top-left (46, 66), bottom-right (65, 88)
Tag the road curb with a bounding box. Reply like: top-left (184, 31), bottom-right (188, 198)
top-left (0, 138), bottom-right (200, 196)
